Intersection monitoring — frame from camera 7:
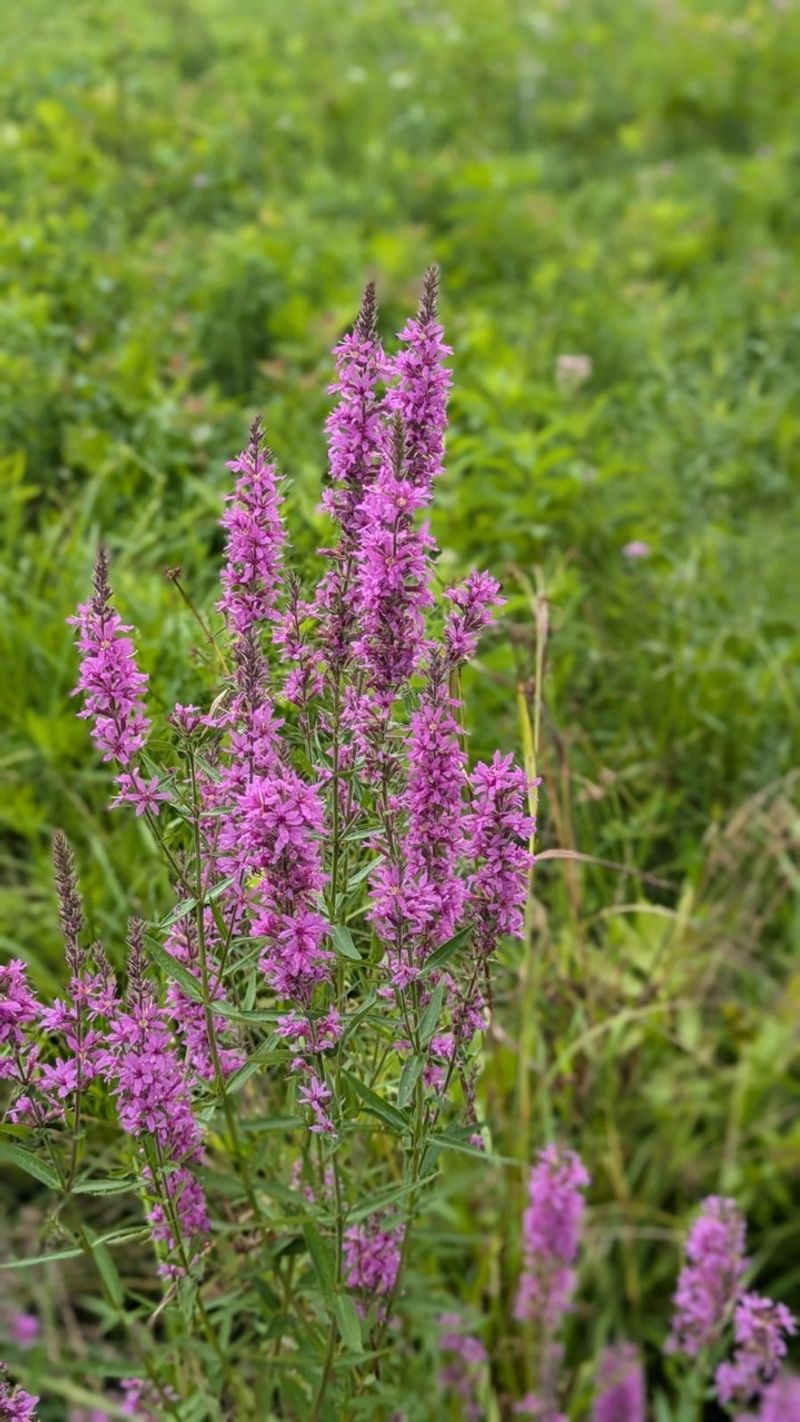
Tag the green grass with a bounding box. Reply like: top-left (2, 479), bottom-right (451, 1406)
top-left (1, 0), bottom-right (800, 1414)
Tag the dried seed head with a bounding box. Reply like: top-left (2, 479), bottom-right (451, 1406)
top-left (247, 414), bottom-right (264, 468)
top-left (390, 414), bottom-right (406, 479)
top-left (419, 265), bottom-right (439, 324)
top-left (91, 545), bottom-right (111, 615)
top-left (53, 829), bottom-right (85, 973)
top-left (355, 280), bottom-right (378, 341)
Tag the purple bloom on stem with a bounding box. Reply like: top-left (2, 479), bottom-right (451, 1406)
top-left (100, 921), bottom-right (209, 1263)
top-left (743, 1371), bottom-right (800, 1421)
top-left (322, 280), bottom-right (386, 542)
top-left (438, 1314), bottom-right (487, 1420)
top-left (69, 548), bottom-right (151, 766)
top-left (667, 1196), bottom-right (747, 1357)
top-left (621, 540), bottom-right (650, 560)
top-left (296, 1075), bottom-right (335, 1135)
top-left (403, 655), bottom-right (467, 951)
top-left (515, 1145), bottom-right (590, 1329)
top-left (112, 770), bottom-right (170, 817)
top-left (0, 1365), bottom-right (38, 1421)
top-left (353, 449), bottom-right (435, 697)
top-left (9, 1315), bottom-right (39, 1350)
top-left (218, 416), bottom-right (285, 639)
top-left (465, 751), bottom-right (534, 954)
top-left (443, 570), bottom-right (504, 665)
top-left (385, 265), bottom-right (452, 492)
top-left (317, 284), bottom-right (387, 675)
top-left (515, 1146), bottom-right (590, 1422)
top-left (592, 1342), bottom-right (645, 1422)
top-left (716, 1294), bottom-right (796, 1410)
top-left (0, 962), bottom-right (40, 1050)
top-left (344, 1219), bottom-right (403, 1300)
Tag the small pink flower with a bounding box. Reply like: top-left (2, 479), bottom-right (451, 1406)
top-left (622, 540), bottom-right (650, 560)
top-left (10, 1312), bottom-right (40, 1348)
top-left (112, 770), bottom-right (170, 817)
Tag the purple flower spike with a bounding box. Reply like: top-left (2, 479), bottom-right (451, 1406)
top-left (716, 1294), bottom-right (796, 1410)
top-left (0, 1365), bottom-right (38, 1421)
top-left (667, 1196), bottom-right (747, 1358)
top-left (218, 416), bottom-right (285, 639)
top-left (386, 265), bottom-right (452, 492)
top-left (592, 1342), bottom-right (645, 1422)
top-left (69, 548), bottom-right (152, 767)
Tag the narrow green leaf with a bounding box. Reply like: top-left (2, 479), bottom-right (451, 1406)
top-left (335, 1292), bottom-right (363, 1352)
top-left (346, 856), bottom-right (381, 892)
top-left (303, 1222), bottom-right (335, 1295)
top-left (397, 1054), bottom-right (425, 1110)
top-left (343, 1071), bottom-right (408, 1134)
top-left (419, 983), bottom-right (444, 1046)
top-left (0, 1142), bottom-right (60, 1190)
top-left (226, 1033), bottom-right (280, 1094)
top-left (0, 1245), bottom-right (83, 1269)
top-left (145, 934), bottom-right (203, 1003)
top-left (85, 1227), bottom-right (124, 1308)
top-left (420, 926), bottom-right (472, 975)
top-left (158, 875), bottom-right (235, 930)
top-left (329, 923), bottom-right (361, 961)
top-left (73, 1176), bottom-right (136, 1196)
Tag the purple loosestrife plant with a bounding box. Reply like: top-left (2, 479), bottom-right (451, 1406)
top-left (0, 1365), bottom-right (38, 1422)
top-left (592, 1342), bottom-right (646, 1422)
top-left (667, 1196), bottom-right (747, 1358)
top-left (715, 1295), bottom-right (796, 1411)
top-left (514, 1145), bottom-right (590, 1421)
top-left (667, 1197), bottom-right (796, 1417)
top-left (1, 272), bottom-right (542, 1418)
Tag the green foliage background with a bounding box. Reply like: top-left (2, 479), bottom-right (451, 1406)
top-left (1, 0), bottom-right (800, 1415)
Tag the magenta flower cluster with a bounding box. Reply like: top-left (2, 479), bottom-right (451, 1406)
top-left (514, 1145), bottom-right (590, 1422)
top-left (0, 1366), bottom-right (38, 1422)
top-left (668, 1196), bottom-right (796, 1412)
top-left (591, 1342), bottom-right (645, 1422)
top-left (667, 1195), bottom-right (747, 1357)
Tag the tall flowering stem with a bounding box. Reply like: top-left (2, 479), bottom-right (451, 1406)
top-left (9, 269), bottom-right (543, 1414)
top-left (515, 1145), bottom-right (590, 1420)
top-left (592, 1342), bottom-right (646, 1422)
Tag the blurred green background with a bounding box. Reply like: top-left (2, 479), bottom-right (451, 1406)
top-left (2, 0), bottom-right (800, 1407)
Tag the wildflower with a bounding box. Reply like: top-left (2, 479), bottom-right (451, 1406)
top-left (344, 1219), bottom-right (403, 1301)
top-left (465, 751), bottom-right (534, 955)
top-left (515, 1145), bottom-right (590, 1329)
top-left (322, 280), bottom-right (386, 543)
top-left (515, 1146), bottom-right (590, 1422)
top-left (112, 769), bottom-right (170, 817)
top-left (296, 1074), bottom-right (334, 1134)
top-left (745, 1371), bottom-right (800, 1420)
top-left (621, 541), bottom-right (650, 560)
top-left (443, 570), bottom-right (504, 665)
top-left (0, 1365), bottom-right (38, 1421)
top-left (8, 1315), bottom-right (39, 1350)
top-left (163, 915), bottom-right (244, 1082)
top-left (0, 961), bottom-right (40, 1052)
top-left (316, 283), bottom-right (387, 675)
top-left (218, 416), bottom-right (284, 639)
top-left (667, 1196), bottom-right (747, 1357)
top-left (715, 1294), bottom-right (796, 1410)
top-left (404, 654), bottom-right (467, 950)
top-left (438, 1314), bottom-right (487, 1420)
top-left (386, 265), bottom-right (452, 491)
top-left (69, 548), bottom-right (151, 766)
top-left (353, 433), bottom-right (436, 697)
top-left (100, 921), bottom-right (209, 1263)
top-left (592, 1342), bottom-right (645, 1422)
